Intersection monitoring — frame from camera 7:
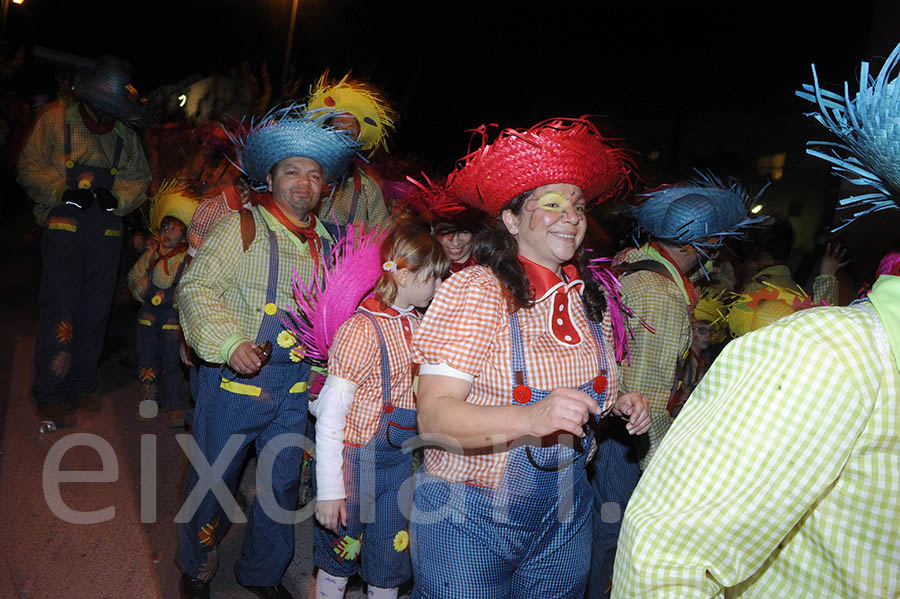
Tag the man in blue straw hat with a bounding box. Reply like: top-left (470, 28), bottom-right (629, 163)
top-left (613, 42), bottom-right (900, 598)
top-left (17, 55), bottom-right (151, 428)
top-left (174, 104), bottom-right (359, 599)
top-left (587, 172), bottom-right (765, 598)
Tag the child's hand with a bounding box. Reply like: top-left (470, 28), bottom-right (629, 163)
top-left (316, 498), bottom-right (348, 534)
top-left (145, 237), bottom-right (159, 255)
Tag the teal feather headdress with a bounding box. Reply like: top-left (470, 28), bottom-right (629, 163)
top-left (796, 42), bottom-right (900, 230)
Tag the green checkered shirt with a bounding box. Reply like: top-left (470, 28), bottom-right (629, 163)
top-left (176, 206), bottom-right (333, 363)
top-left (16, 100), bottom-right (151, 226)
top-left (613, 298), bottom-right (900, 598)
top-left (316, 165), bottom-right (388, 228)
top-left (618, 245), bottom-right (693, 469)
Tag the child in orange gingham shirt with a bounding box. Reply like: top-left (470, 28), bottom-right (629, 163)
top-left (311, 224), bottom-right (449, 599)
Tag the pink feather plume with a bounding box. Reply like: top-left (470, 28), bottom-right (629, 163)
top-left (285, 225), bottom-right (387, 361)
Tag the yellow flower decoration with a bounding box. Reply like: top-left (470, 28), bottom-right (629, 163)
top-left (151, 291), bottom-right (164, 306)
top-left (393, 530), bottom-right (409, 552)
top-left (277, 330), bottom-right (297, 348)
top-left (289, 346), bottom-right (304, 363)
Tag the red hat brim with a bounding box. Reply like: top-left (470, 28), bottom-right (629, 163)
top-left (447, 117), bottom-right (631, 216)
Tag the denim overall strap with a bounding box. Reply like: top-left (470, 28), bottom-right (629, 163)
top-left (252, 224), bottom-right (281, 347)
top-left (355, 310), bottom-right (392, 406)
top-left (63, 122), bottom-right (123, 191)
top-left (347, 169), bottom-right (362, 224)
top-left (508, 311), bottom-right (529, 388)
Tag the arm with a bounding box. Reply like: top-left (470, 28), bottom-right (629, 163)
top-left (109, 125), bottom-right (152, 216)
top-left (613, 311), bottom-right (874, 598)
top-left (175, 213), bottom-right (247, 364)
top-left (16, 103), bottom-right (68, 213)
top-left (127, 249), bottom-right (154, 302)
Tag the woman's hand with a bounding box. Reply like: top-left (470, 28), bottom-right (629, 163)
top-left (612, 391), bottom-right (651, 435)
top-left (526, 388), bottom-right (601, 438)
top-left (315, 498), bottom-right (348, 535)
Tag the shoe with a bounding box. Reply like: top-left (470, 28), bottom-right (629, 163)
top-left (76, 392), bottom-right (103, 412)
top-left (238, 582), bottom-right (293, 599)
top-left (180, 573), bottom-right (210, 599)
top-left (38, 403), bottom-right (76, 429)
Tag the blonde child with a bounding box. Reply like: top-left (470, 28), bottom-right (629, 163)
top-left (311, 224), bottom-right (449, 599)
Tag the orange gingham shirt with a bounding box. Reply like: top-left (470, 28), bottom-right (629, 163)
top-left (329, 299), bottom-right (419, 446)
top-left (411, 264), bottom-right (619, 488)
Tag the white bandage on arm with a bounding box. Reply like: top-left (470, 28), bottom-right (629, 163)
top-left (312, 376), bottom-right (356, 501)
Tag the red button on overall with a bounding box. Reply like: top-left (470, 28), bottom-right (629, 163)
top-left (593, 376), bottom-right (608, 394)
top-left (383, 404), bottom-right (394, 414)
top-left (513, 385), bottom-right (532, 404)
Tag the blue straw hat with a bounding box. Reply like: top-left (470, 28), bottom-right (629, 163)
top-left (632, 170), bottom-right (767, 250)
top-left (224, 103), bottom-right (361, 188)
top-left (796, 41), bottom-right (900, 230)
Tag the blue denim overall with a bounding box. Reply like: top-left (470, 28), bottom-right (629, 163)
top-left (411, 312), bottom-right (610, 599)
top-left (33, 121), bottom-right (124, 408)
top-left (177, 225), bottom-right (313, 586)
top-left (135, 252), bottom-right (189, 411)
top-left (314, 310), bottom-right (417, 589)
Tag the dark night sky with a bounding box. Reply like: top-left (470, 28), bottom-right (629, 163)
top-left (5, 0), bottom-right (900, 276)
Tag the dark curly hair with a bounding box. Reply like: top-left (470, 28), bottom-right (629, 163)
top-left (473, 190), bottom-right (607, 321)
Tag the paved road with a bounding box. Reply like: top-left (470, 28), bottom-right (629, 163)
top-left (0, 212), bottom-right (384, 598)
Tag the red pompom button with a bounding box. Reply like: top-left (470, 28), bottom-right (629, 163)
top-left (324, 96), bottom-right (336, 107)
top-left (513, 385), bottom-right (532, 404)
top-left (383, 404), bottom-right (394, 414)
top-left (593, 376), bottom-right (608, 395)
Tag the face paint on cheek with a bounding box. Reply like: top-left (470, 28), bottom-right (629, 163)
top-left (527, 192), bottom-right (568, 228)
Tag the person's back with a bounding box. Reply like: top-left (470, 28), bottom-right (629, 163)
top-left (614, 286), bottom-right (899, 598)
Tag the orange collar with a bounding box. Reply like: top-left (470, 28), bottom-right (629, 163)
top-left (518, 255), bottom-right (583, 303)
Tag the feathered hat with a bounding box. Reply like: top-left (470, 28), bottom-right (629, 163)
top-left (796, 41), bottom-right (900, 230)
top-left (692, 287), bottom-right (732, 343)
top-left (307, 72), bottom-right (397, 156)
top-left (726, 281), bottom-right (822, 338)
top-left (446, 117), bottom-right (631, 216)
top-left (223, 103), bottom-right (361, 189)
top-left (406, 173), bottom-right (469, 221)
top-left (74, 55), bottom-right (145, 125)
top-left (285, 225), bottom-right (387, 362)
top-left (148, 180), bottom-right (202, 233)
top-left (632, 170), bottom-right (768, 254)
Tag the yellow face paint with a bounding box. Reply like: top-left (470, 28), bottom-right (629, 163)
top-left (536, 192), bottom-right (569, 212)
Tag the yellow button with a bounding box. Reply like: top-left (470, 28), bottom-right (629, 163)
top-left (110, 167), bottom-right (118, 175)
top-left (264, 303), bottom-right (277, 315)
top-left (66, 160), bottom-right (74, 169)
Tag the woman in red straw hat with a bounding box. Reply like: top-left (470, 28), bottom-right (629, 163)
top-left (408, 118), bottom-right (651, 598)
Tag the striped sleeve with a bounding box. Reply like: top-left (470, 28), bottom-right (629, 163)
top-left (411, 266), bottom-right (507, 378)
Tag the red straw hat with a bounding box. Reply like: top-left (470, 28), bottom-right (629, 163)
top-left (447, 117), bottom-right (631, 216)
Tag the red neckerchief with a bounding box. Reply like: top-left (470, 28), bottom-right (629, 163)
top-left (259, 192), bottom-right (321, 268)
top-left (518, 255), bottom-right (584, 345)
top-left (450, 256), bottom-right (477, 273)
top-left (152, 243), bottom-right (188, 276)
top-left (78, 103), bottom-right (115, 135)
top-left (649, 241), bottom-right (698, 307)
top-left (223, 185), bottom-right (244, 210)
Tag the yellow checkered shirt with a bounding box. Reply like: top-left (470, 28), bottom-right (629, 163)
top-left (613, 301), bottom-right (900, 598)
top-left (16, 100), bottom-right (151, 226)
top-left (175, 206), bottom-right (333, 364)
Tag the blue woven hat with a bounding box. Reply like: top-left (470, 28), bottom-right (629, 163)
top-left (632, 171), bottom-right (767, 250)
top-left (224, 103), bottom-right (361, 188)
top-left (796, 41), bottom-right (900, 230)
